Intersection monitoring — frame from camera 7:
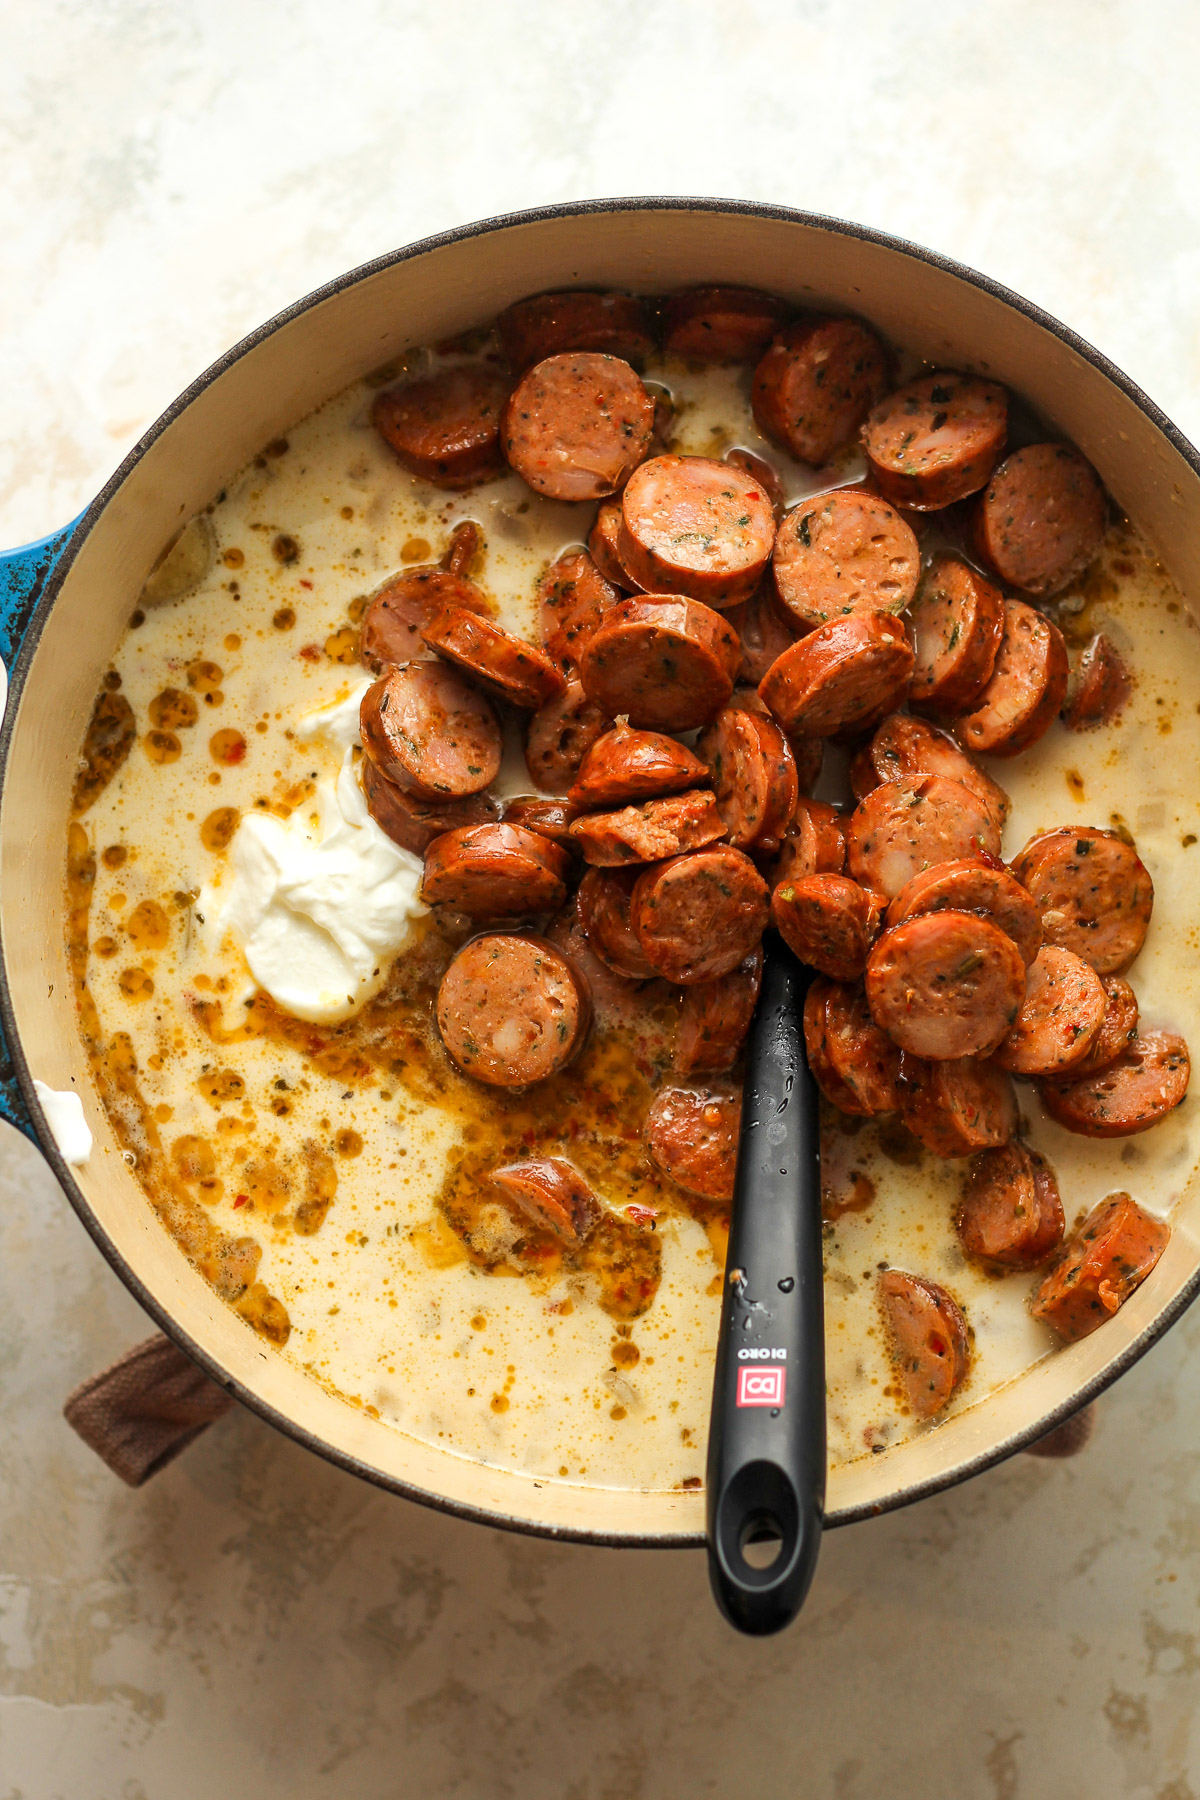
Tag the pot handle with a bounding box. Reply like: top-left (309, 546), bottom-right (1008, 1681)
top-left (0, 522), bottom-right (82, 1140)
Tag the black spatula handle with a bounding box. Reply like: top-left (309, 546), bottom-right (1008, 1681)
top-left (705, 935), bottom-right (825, 1635)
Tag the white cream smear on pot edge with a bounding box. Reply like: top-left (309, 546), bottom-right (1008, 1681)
top-left (75, 351), bottom-right (1200, 1486)
top-left (33, 1081), bottom-right (93, 1166)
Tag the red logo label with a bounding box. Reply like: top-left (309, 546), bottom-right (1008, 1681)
top-left (736, 1365), bottom-right (786, 1408)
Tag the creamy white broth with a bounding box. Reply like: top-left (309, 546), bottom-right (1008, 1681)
top-left (70, 344), bottom-right (1200, 1489)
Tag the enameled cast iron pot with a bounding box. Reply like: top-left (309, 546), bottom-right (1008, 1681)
top-left (3, 198), bottom-right (1198, 1543)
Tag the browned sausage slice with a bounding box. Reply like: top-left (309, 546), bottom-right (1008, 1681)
top-left (846, 775), bottom-right (1002, 899)
top-left (423, 607), bottom-right (566, 710)
top-left (632, 847), bottom-right (770, 984)
top-left (421, 822), bottom-right (572, 915)
top-left (772, 874), bottom-right (878, 982)
top-left (975, 443), bottom-right (1107, 596)
top-left (645, 1084), bottom-right (742, 1200)
top-left (955, 599), bottom-right (1069, 757)
top-left (569, 718), bottom-right (708, 809)
top-left (360, 662), bottom-right (502, 799)
top-left (859, 712), bottom-right (1010, 828)
top-left (1039, 1030), bottom-right (1190, 1137)
top-left (820, 981), bottom-right (903, 1114)
top-left (538, 548), bottom-right (621, 672)
top-left (675, 949), bottom-right (763, 1076)
top-left (866, 911), bottom-right (1026, 1057)
top-left (442, 519), bottom-right (482, 578)
top-left (497, 290), bottom-right (655, 372)
top-left (724, 448), bottom-right (786, 519)
top-left (501, 796), bottom-right (579, 849)
top-left (577, 866), bottom-right (657, 979)
top-left (1072, 974), bottom-right (1139, 1074)
top-left (957, 1143), bottom-right (1064, 1269)
top-left (1011, 827), bottom-right (1153, 974)
top-left (877, 1270), bottom-right (970, 1418)
top-left (436, 932), bottom-right (590, 1086)
top-left (772, 796), bottom-right (846, 883)
top-left (772, 489), bottom-right (920, 631)
top-left (907, 555), bottom-right (1005, 716)
top-left (579, 596), bottom-right (741, 731)
top-left (360, 566), bottom-right (492, 671)
top-left (618, 455), bottom-right (777, 606)
top-left (886, 860), bottom-right (1042, 966)
top-left (724, 584), bottom-right (798, 685)
top-left (502, 353), bottom-right (655, 501)
top-left (898, 1054), bottom-right (1017, 1157)
top-left (524, 680), bottom-right (613, 795)
top-left (752, 316), bottom-right (890, 466)
top-left (861, 373), bottom-right (1008, 510)
top-left (1031, 1193), bottom-right (1170, 1340)
top-left (491, 1157), bottom-right (602, 1245)
top-left (758, 613), bottom-right (914, 738)
top-left (994, 946), bottom-right (1106, 1076)
top-left (696, 706), bottom-right (798, 853)
top-left (569, 789), bottom-right (727, 866)
top-left (588, 499), bottom-right (643, 591)
top-left (545, 899), bottom-right (651, 1037)
top-left (662, 285), bottom-right (790, 361)
top-left (1063, 631), bottom-right (1132, 731)
top-left (373, 364), bottom-right (510, 489)
top-left (803, 980), bottom-right (866, 1113)
top-left (362, 755), bottom-right (500, 855)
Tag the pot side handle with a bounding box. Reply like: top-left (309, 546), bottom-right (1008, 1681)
top-left (0, 522), bottom-right (82, 1139)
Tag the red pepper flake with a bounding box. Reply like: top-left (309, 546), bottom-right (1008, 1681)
top-left (299, 644), bottom-right (321, 662)
top-left (626, 1204), bottom-right (657, 1227)
top-left (299, 579), bottom-right (314, 589)
top-left (234, 1194), bottom-right (249, 1208)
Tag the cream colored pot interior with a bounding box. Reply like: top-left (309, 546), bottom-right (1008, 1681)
top-left (6, 204), bottom-right (1199, 1541)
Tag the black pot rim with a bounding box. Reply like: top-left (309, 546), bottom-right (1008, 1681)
top-left (5, 194), bottom-right (1199, 1547)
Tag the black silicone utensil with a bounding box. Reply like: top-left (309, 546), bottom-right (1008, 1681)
top-left (705, 933), bottom-right (825, 1635)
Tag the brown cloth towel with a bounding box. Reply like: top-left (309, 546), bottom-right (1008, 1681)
top-left (63, 1332), bottom-right (235, 1485)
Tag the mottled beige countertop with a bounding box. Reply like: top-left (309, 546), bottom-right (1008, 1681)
top-left (4, 3), bottom-right (1200, 1794)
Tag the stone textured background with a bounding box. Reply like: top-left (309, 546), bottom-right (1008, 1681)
top-left (3, 3), bottom-right (1200, 1794)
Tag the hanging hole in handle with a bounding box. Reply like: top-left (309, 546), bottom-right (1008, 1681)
top-left (715, 1460), bottom-right (801, 1588)
top-left (739, 1513), bottom-right (784, 1570)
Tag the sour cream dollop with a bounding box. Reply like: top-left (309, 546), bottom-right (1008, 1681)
top-left (33, 1080), bottom-right (93, 1166)
top-left (203, 682), bottom-right (427, 1024)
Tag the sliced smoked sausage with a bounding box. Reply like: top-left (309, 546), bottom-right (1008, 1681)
top-left (994, 945), bottom-right (1106, 1076)
top-left (632, 847), bottom-right (770, 984)
top-left (772, 796), bottom-right (847, 883)
top-left (1063, 632), bottom-right (1132, 732)
top-left (817, 980), bottom-right (903, 1114)
top-left (865, 911), bottom-right (1026, 1058)
top-left (373, 364), bottom-right (510, 489)
top-left (578, 866), bottom-right (657, 979)
top-left (803, 979), bottom-right (867, 1113)
top-left (975, 443), bottom-right (1107, 597)
top-left (360, 661), bottom-right (502, 799)
top-left (907, 555), bottom-right (1005, 717)
top-left (1039, 1030), bottom-right (1190, 1137)
top-left (1072, 974), bottom-right (1139, 1075)
top-left (501, 796), bottom-right (579, 850)
top-left (773, 874), bottom-right (878, 982)
top-left (897, 1054), bottom-right (1017, 1157)
top-left (618, 454), bottom-right (777, 607)
top-left (662, 285), bottom-right (790, 362)
top-left (538, 548), bottom-right (621, 672)
top-left (724, 584), bottom-right (798, 685)
top-left (524, 680), bottom-right (613, 795)
top-left (588, 499), bottom-right (642, 591)
top-left (1011, 827), bottom-right (1153, 974)
top-left (421, 822), bottom-right (572, 915)
top-left (579, 596), bottom-right (741, 731)
top-left (569, 719), bottom-right (708, 809)
top-left (362, 755), bottom-right (500, 855)
top-left (847, 775), bottom-right (1002, 899)
top-left (724, 448), bottom-right (786, 520)
top-left (957, 1143), bottom-right (1064, 1269)
top-left (857, 712), bottom-right (1010, 828)
top-left (751, 316), bottom-right (890, 467)
top-left (569, 790), bottom-right (726, 866)
top-left (423, 607), bottom-right (566, 709)
top-left (436, 931), bottom-right (590, 1086)
top-left (771, 489), bottom-right (920, 631)
top-left (886, 860), bottom-right (1042, 966)
top-left (1031, 1193), bottom-right (1170, 1341)
top-left (877, 1270), bottom-right (970, 1418)
top-left (955, 599), bottom-right (1069, 757)
top-left (497, 290), bottom-right (655, 373)
top-left (491, 1157), bottom-right (602, 1246)
top-left (360, 565), bottom-right (492, 671)
top-left (861, 372), bottom-right (1008, 510)
top-left (758, 613), bottom-right (914, 738)
top-left (646, 1083), bottom-right (742, 1201)
top-left (696, 706), bottom-right (798, 853)
top-left (675, 949), bottom-right (763, 1076)
top-left (502, 353), bottom-right (655, 501)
